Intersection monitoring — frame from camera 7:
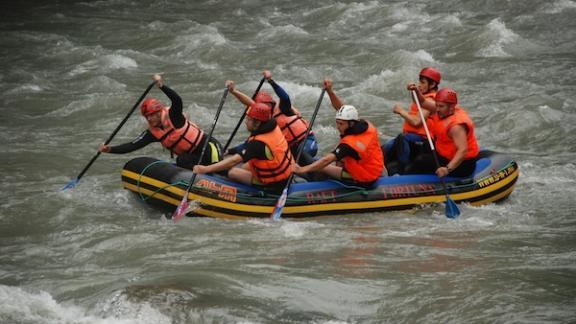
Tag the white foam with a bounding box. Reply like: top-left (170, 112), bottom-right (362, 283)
top-left (542, 0), bottom-right (576, 14)
top-left (258, 24), bottom-right (309, 39)
top-left (6, 84), bottom-right (43, 94)
top-left (476, 18), bottom-right (519, 58)
top-left (69, 54), bottom-right (138, 76)
top-left (538, 105), bottom-right (564, 123)
top-left (0, 285), bottom-right (169, 324)
top-left (46, 96), bottom-right (97, 117)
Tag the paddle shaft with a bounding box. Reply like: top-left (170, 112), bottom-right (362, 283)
top-left (175, 88), bottom-right (229, 215)
top-left (222, 77), bottom-right (266, 152)
top-left (411, 91), bottom-right (453, 196)
top-left (73, 81), bottom-right (156, 182)
top-left (270, 89), bottom-right (325, 219)
top-left (286, 88), bottom-right (326, 185)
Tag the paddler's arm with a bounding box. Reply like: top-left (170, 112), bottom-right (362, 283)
top-left (153, 74), bottom-right (186, 129)
top-left (193, 154), bottom-right (243, 175)
top-left (264, 70), bottom-right (294, 116)
top-left (393, 103), bottom-right (429, 127)
top-left (436, 124), bottom-right (468, 177)
top-left (226, 80), bottom-right (255, 107)
top-left (99, 130), bottom-right (157, 154)
top-left (408, 83), bottom-right (436, 113)
top-left (294, 153), bottom-right (337, 174)
top-left (323, 79), bottom-right (345, 111)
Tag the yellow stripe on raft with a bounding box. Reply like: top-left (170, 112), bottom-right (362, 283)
top-left (122, 167), bottom-right (518, 215)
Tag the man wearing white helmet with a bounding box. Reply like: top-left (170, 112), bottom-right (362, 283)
top-left (294, 81), bottom-right (386, 185)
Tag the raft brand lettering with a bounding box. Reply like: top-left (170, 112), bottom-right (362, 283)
top-left (382, 184), bottom-right (436, 199)
top-left (478, 165), bottom-right (516, 188)
top-left (196, 179), bottom-right (237, 202)
top-left (306, 191), bottom-right (337, 204)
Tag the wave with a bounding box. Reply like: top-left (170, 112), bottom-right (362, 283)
top-left (257, 24), bottom-right (309, 40)
top-left (69, 54), bottom-right (138, 76)
top-left (476, 18), bottom-right (519, 58)
top-left (541, 0), bottom-right (576, 14)
top-left (0, 285), bottom-right (170, 324)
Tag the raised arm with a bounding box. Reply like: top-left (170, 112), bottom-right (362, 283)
top-left (264, 70), bottom-right (294, 116)
top-left (323, 79), bottom-right (344, 111)
top-left (226, 80), bottom-right (256, 107)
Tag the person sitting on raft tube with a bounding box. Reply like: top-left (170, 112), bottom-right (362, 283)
top-left (405, 88), bottom-right (479, 178)
top-left (193, 102), bottom-right (294, 193)
top-left (383, 67), bottom-right (441, 175)
top-left (225, 70), bottom-right (318, 165)
top-left (98, 74), bottom-right (222, 170)
top-left (294, 104), bottom-right (386, 187)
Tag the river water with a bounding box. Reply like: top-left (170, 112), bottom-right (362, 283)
top-left (1, 0), bottom-right (575, 323)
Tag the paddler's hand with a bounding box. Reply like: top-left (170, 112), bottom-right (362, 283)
top-left (393, 104), bottom-right (405, 115)
top-left (436, 166), bottom-right (450, 178)
top-left (293, 164), bottom-right (306, 175)
top-left (406, 82), bottom-right (418, 91)
top-left (193, 165), bottom-right (209, 174)
top-left (262, 70), bottom-right (272, 80)
top-left (98, 144), bottom-right (111, 153)
top-left (225, 80), bottom-right (236, 92)
top-left (153, 74), bottom-right (163, 88)
top-left (323, 79), bottom-right (333, 92)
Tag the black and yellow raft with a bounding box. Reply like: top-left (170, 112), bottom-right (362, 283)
top-left (121, 150), bottom-right (518, 219)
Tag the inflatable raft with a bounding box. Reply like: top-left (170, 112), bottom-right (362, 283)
top-left (121, 150), bottom-right (518, 219)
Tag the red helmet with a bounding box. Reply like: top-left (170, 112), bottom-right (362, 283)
top-left (420, 67), bottom-right (441, 84)
top-left (140, 98), bottom-right (163, 116)
top-left (435, 88), bottom-right (458, 104)
top-left (246, 102), bottom-right (272, 122)
top-left (254, 91), bottom-right (275, 105)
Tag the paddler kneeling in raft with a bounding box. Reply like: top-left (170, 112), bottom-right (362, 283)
top-left (225, 70), bottom-right (318, 165)
top-left (293, 80), bottom-right (386, 186)
top-left (193, 102), bottom-right (295, 194)
top-left (404, 88), bottom-right (479, 178)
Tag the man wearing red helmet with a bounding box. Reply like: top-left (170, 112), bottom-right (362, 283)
top-left (384, 67), bottom-right (441, 175)
top-left (406, 88), bottom-right (479, 178)
top-left (98, 74), bottom-right (222, 170)
top-left (193, 102), bottom-right (294, 192)
top-left (224, 70), bottom-right (318, 165)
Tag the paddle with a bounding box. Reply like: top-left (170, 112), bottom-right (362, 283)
top-left (172, 88), bottom-right (229, 222)
top-left (222, 77), bottom-right (266, 152)
top-left (62, 81), bottom-right (156, 190)
top-left (271, 88), bottom-right (326, 220)
top-left (411, 90), bottom-right (460, 218)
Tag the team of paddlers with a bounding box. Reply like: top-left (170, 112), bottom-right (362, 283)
top-left (99, 68), bottom-right (479, 192)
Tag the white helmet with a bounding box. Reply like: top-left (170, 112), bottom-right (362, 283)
top-left (336, 105), bottom-right (358, 121)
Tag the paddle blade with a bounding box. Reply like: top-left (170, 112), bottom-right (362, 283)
top-left (61, 178), bottom-right (79, 191)
top-left (270, 187), bottom-right (288, 220)
top-left (445, 196), bottom-right (460, 219)
top-left (172, 195), bottom-right (190, 223)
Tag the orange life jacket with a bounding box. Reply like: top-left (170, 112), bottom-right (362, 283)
top-left (247, 125), bottom-right (294, 184)
top-left (340, 122), bottom-right (385, 183)
top-left (273, 104), bottom-right (310, 147)
top-left (431, 106), bottom-right (479, 160)
top-left (148, 108), bottom-right (204, 156)
top-left (402, 91), bottom-right (436, 137)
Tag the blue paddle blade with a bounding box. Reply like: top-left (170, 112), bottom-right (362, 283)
top-left (61, 179), bottom-right (79, 191)
top-left (270, 188), bottom-right (288, 220)
top-left (445, 196), bottom-right (460, 219)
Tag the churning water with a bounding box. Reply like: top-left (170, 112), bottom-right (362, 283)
top-left (1, 0), bottom-right (576, 323)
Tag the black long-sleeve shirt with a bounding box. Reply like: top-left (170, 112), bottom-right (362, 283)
top-left (109, 85), bottom-right (192, 154)
top-left (269, 79), bottom-right (295, 116)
